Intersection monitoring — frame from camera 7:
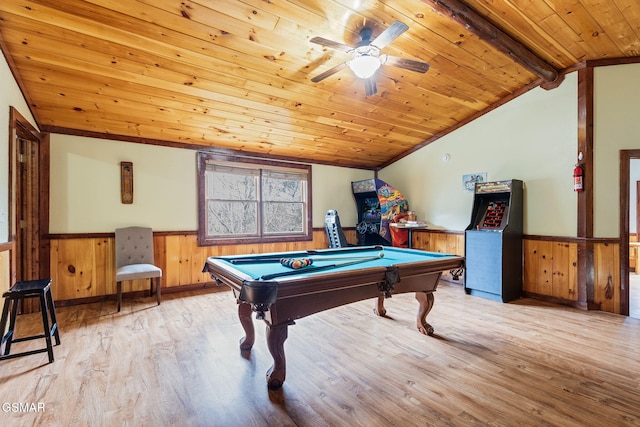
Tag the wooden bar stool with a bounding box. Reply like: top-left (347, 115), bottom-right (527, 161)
top-left (0, 278), bottom-right (61, 363)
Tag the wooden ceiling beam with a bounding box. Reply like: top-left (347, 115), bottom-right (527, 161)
top-left (422, 0), bottom-right (562, 87)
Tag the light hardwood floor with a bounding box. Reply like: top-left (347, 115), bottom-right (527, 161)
top-left (1, 281), bottom-right (639, 427)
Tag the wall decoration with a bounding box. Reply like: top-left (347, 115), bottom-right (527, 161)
top-left (463, 173), bottom-right (487, 192)
top-left (120, 162), bottom-right (133, 204)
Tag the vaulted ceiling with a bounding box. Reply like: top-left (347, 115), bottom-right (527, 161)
top-left (1, 0), bottom-right (639, 169)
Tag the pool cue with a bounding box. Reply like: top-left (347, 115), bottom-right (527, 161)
top-left (225, 245), bottom-right (385, 264)
top-left (305, 253), bottom-right (385, 262)
top-left (310, 245), bottom-right (384, 256)
top-left (260, 253), bottom-right (384, 280)
top-left (231, 253), bottom-right (385, 264)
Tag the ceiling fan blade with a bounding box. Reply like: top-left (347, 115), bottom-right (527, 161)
top-left (311, 62), bottom-right (349, 82)
top-left (383, 55), bottom-right (430, 73)
top-left (364, 77), bottom-right (377, 96)
top-left (310, 36), bottom-right (353, 53)
top-left (371, 21), bottom-right (409, 49)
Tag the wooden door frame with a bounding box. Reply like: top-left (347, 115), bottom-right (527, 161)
top-left (637, 181), bottom-right (640, 249)
top-left (8, 107), bottom-right (50, 283)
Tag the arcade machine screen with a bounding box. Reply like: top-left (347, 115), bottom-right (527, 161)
top-left (470, 197), bottom-right (510, 231)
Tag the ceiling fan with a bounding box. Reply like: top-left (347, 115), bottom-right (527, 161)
top-left (310, 21), bottom-right (430, 96)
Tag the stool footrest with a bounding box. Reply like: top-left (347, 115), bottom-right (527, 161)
top-left (0, 347), bottom-right (51, 361)
top-left (10, 333), bottom-right (48, 343)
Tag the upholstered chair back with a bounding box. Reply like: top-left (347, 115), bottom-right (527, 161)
top-left (115, 227), bottom-right (155, 269)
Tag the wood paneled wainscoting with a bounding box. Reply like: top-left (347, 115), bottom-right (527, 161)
top-left (411, 230), bottom-right (465, 283)
top-left (48, 229), bottom-right (621, 314)
top-left (411, 230), bottom-right (622, 314)
top-left (523, 237), bottom-right (621, 314)
top-left (48, 229), bottom-right (357, 305)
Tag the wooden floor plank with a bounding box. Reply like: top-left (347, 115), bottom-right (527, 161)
top-left (1, 282), bottom-right (639, 426)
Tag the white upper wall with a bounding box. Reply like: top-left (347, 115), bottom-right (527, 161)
top-left (49, 134), bottom-right (372, 233)
top-left (594, 63), bottom-right (640, 238)
top-left (311, 164), bottom-right (372, 227)
top-left (0, 51), bottom-right (37, 243)
top-left (49, 135), bottom-right (197, 233)
top-left (380, 72), bottom-right (579, 236)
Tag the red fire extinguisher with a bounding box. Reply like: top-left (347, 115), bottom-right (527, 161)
top-left (573, 163), bottom-right (584, 192)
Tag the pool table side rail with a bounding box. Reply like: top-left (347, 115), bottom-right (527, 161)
top-left (203, 255), bottom-right (464, 301)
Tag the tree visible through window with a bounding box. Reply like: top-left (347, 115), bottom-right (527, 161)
top-left (197, 153), bottom-right (312, 245)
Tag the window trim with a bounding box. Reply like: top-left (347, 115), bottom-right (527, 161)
top-left (197, 152), bottom-right (312, 246)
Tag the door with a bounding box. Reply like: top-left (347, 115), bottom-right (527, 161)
top-left (10, 108), bottom-right (49, 312)
top-left (15, 132), bottom-right (40, 282)
top-left (621, 151), bottom-right (640, 318)
top-left (630, 179), bottom-right (640, 318)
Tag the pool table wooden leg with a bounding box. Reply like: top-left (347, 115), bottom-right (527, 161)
top-left (373, 295), bottom-right (387, 316)
top-left (238, 302), bottom-right (255, 351)
top-left (415, 291), bottom-right (435, 336)
top-left (265, 322), bottom-right (289, 389)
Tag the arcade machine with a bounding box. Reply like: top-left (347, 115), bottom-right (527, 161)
top-left (464, 179), bottom-right (523, 302)
top-left (351, 178), bottom-right (409, 246)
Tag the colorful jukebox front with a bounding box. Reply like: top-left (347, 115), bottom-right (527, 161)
top-left (351, 178), bottom-right (409, 246)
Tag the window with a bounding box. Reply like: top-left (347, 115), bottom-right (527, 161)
top-left (197, 153), bottom-right (312, 245)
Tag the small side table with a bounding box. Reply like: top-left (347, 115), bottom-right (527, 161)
top-left (390, 222), bottom-right (429, 249)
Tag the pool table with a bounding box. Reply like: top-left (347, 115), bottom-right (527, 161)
top-left (203, 245), bottom-right (464, 389)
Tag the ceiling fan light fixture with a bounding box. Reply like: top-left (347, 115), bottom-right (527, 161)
top-left (348, 55), bottom-right (381, 79)
top-left (309, 21), bottom-right (428, 95)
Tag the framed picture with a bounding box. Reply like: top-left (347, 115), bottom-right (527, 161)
top-left (462, 173), bottom-right (487, 192)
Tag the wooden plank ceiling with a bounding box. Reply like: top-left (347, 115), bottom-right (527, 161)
top-left (1, 0), bottom-right (639, 169)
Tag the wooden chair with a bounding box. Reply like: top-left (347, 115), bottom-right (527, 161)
top-left (115, 227), bottom-right (162, 312)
